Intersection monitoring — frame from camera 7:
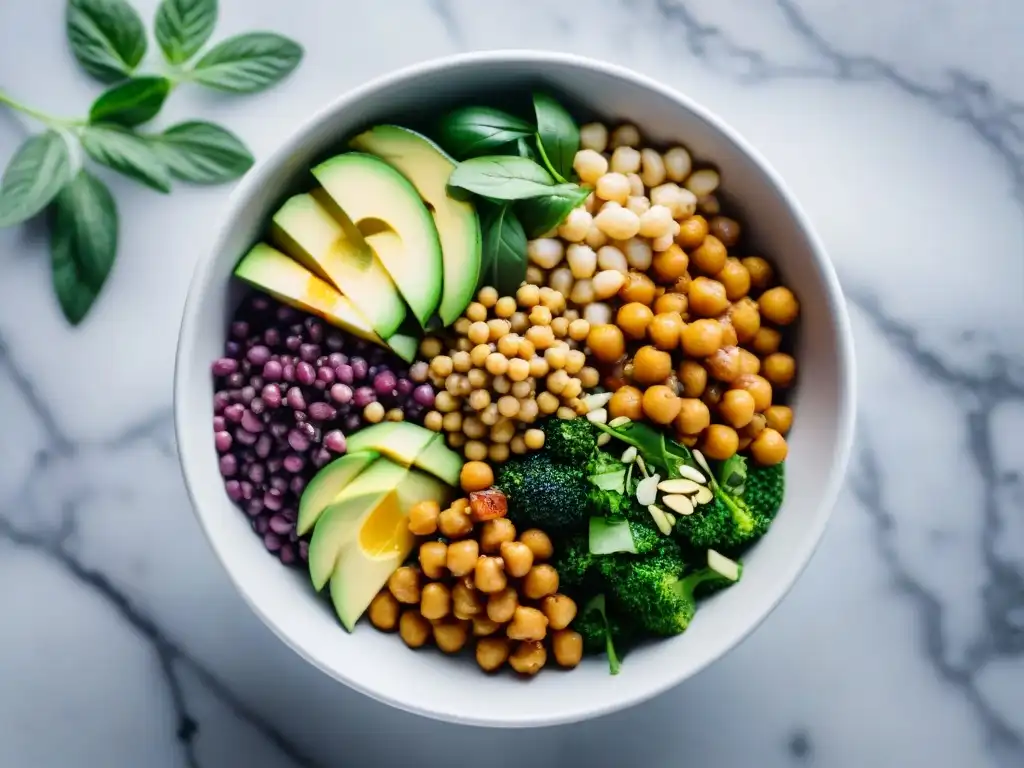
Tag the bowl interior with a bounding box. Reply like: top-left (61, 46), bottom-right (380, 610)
top-left (175, 53), bottom-right (854, 727)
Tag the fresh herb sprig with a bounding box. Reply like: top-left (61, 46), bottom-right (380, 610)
top-left (0, 0), bottom-right (304, 325)
top-left (437, 92), bottom-right (587, 294)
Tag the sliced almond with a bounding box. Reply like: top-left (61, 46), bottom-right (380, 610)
top-left (608, 416), bottom-right (632, 428)
top-left (585, 407), bottom-right (608, 424)
top-left (662, 494), bottom-right (695, 516)
top-left (635, 455), bottom-right (648, 477)
top-left (664, 511), bottom-right (677, 526)
top-left (582, 392), bottom-right (613, 411)
top-left (678, 464), bottom-right (707, 484)
top-left (657, 478), bottom-right (702, 495)
top-left (693, 486), bottom-right (714, 506)
top-left (597, 432), bottom-right (611, 446)
top-left (621, 446), bottom-right (637, 464)
top-left (691, 449), bottom-right (712, 477)
top-left (636, 474), bottom-right (660, 506)
top-left (647, 504), bottom-right (673, 535)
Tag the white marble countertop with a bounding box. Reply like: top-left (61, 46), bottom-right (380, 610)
top-left (2, 1), bottom-right (1022, 766)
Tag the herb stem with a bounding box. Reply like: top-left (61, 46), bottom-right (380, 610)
top-left (0, 89), bottom-right (84, 128)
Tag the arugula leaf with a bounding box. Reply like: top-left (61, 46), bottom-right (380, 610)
top-left (49, 170), bottom-right (119, 325)
top-left (533, 91), bottom-right (579, 183)
top-left (190, 32), bottom-right (303, 93)
top-left (155, 0), bottom-right (219, 65)
top-left (448, 156), bottom-right (556, 201)
top-left (80, 125), bottom-right (172, 193)
top-left (437, 106), bottom-right (534, 159)
top-left (89, 76), bottom-right (172, 127)
top-left (594, 421), bottom-right (693, 480)
top-left (66, 0), bottom-right (147, 83)
top-left (0, 131), bottom-right (73, 228)
top-left (150, 121), bottom-right (254, 183)
top-left (479, 204), bottom-right (527, 294)
top-left (515, 182), bottom-right (589, 238)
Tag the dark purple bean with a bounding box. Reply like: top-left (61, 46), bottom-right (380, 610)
top-left (213, 415), bottom-right (226, 432)
top-left (255, 434), bottom-right (273, 459)
top-left (313, 379), bottom-right (327, 391)
top-left (325, 332), bottom-right (344, 351)
top-left (226, 372), bottom-right (245, 388)
top-left (304, 318), bottom-right (324, 343)
top-left (219, 454), bottom-right (238, 477)
top-left (214, 431), bottom-right (233, 452)
top-left (248, 463), bottom-right (266, 484)
top-left (374, 370), bottom-right (397, 396)
top-left (246, 498), bottom-right (265, 517)
top-left (263, 531), bottom-right (282, 552)
top-left (266, 457), bottom-right (284, 474)
top-left (230, 321), bottom-right (250, 340)
top-left (249, 397), bottom-right (265, 416)
top-left (328, 352), bottom-right (346, 368)
top-left (261, 383), bottom-right (282, 408)
top-left (254, 516), bottom-right (270, 535)
top-left (296, 361), bottom-right (316, 386)
top-left (250, 375), bottom-right (264, 391)
top-left (225, 480), bottom-right (243, 501)
top-left (405, 403), bottom-right (423, 422)
top-left (282, 363), bottom-right (295, 382)
top-left (413, 384), bottom-right (435, 407)
top-left (264, 328), bottom-right (281, 348)
top-left (299, 344), bottom-right (320, 363)
top-left (343, 414), bottom-right (361, 432)
top-left (213, 391), bottom-right (231, 413)
top-left (317, 366), bottom-right (335, 385)
top-left (330, 383), bottom-right (353, 404)
top-left (241, 410), bottom-right (264, 433)
top-left (269, 423), bottom-right (289, 440)
top-left (287, 429), bottom-right (311, 452)
top-left (299, 541), bottom-right (310, 562)
top-left (285, 335), bottom-right (302, 351)
top-left (283, 454), bottom-right (305, 473)
top-left (264, 488), bottom-right (284, 512)
top-left (353, 386), bottom-right (376, 408)
top-left (351, 357), bottom-right (368, 380)
top-left (247, 345), bottom-right (271, 365)
top-left (396, 378), bottom-right (414, 397)
top-left (240, 481), bottom-right (254, 500)
top-left (311, 448), bottom-right (332, 468)
top-left (335, 363), bottom-right (354, 384)
top-left (285, 387), bottom-right (306, 411)
top-left (241, 448), bottom-right (256, 464)
top-left (293, 411), bottom-right (307, 424)
top-left (239, 386), bottom-right (256, 405)
top-left (270, 476), bottom-right (288, 493)
top-left (289, 323), bottom-right (304, 335)
top-left (276, 306), bottom-right (296, 323)
top-left (290, 476), bottom-right (307, 496)
top-left (269, 515), bottom-right (293, 535)
top-left (279, 544), bottom-right (297, 565)
top-left (212, 357), bottom-right (238, 376)
top-left (308, 402), bottom-right (336, 421)
top-left (252, 296), bottom-right (271, 312)
top-left (324, 430), bottom-right (346, 453)
top-left (298, 422), bottom-right (318, 441)
top-left (227, 388), bottom-right (244, 403)
top-left (235, 428), bottom-right (258, 446)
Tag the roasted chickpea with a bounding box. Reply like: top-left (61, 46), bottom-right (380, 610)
top-left (729, 297), bottom-right (761, 343)
top-left (676, 214), bottom-right (708, 249)
top-left (399, 609), bottom-right (432, 648)
top-left (671, 272), bottom-right (692, 296)
top-left (420, 582), bottom-right (451, 621)
top-left (419, 541), bottom-right (448, 580)
top-left (460, 460), bottom-right (494, 493)
top-left (675, 398), bottom-right (711, 435)
top-left (643, 385), bottom-right (682, 425)
top-left (758, 286), bottom-right (800, 325)
top-left (719, 388), bottom-right (757, 428)
top-left (762, 353), bottom-right (796, 387)
top-left (751, 428), bottom-right (788, 465)
top-left (618, 271), bottom-right (657, 305)
top-left (552, 630), bottom-right (584, 668)
top-left (452, 577), bottom-right (484, 620)
top-left (681, 318), bottom-right (724, 357)
top-left (446, 539), bottom-right (480, 578)
top-left (509, 640), bottom-right (547, 675)
top-left (369, 590), bottom-right (400, 631)
top-left (654, 291), bottom-right (688, 316)
top-left (476, 636), bottom-right (512, 671)
top-left (617, 302), bottom-right (654, 340)
top-left (764, 405), bottom-right (794, 434)
top-left (718, 317), bottom-right (739, 348)
top-left (475, 555), bottom-right (507, 593)
top-left (633, 346), bottom-right (673, 385)
top-left (587, 324), bottom-right (626, 363)
top-left (678, 360), bottom-right (708, 397)
top-left (388, 566), bottom-right (421, 604)
top-left (433, 619), bottom-right (470, 654)
top-left (507, 606), bottom-right (549, 641)
top-left (652, 244), bottom-right (689, 283)
top-left (609, 385), bottom-right (644, 420)
top-left (541, 594), bottom-right (578, 630)
top-left (473, 616), bottom-right (503, 637)
top-left (705, 345), bottom-right (741, 383)
top-left (690, 234), bottom-right (727, 275)
top-left (738, 348), bottom-right (761, 375)
top-left (500, 540), bottom-right (535, 578)
top-left (751, 326), bottom-right (782, 356)
top-left (407, 500), bottom-right (440, 536)
top-left (742, 256), bottom-right (774, 290)
top-left (519, 529), bottom-right (554, 561)
top-left (487, 586), bottom-right (519, 623)
top-left (438, 505), bottom-right (474, 539)
top-left (702, 423), bottom-right (740, 460)
top-left (702, 381), bottom-right (724, 408)
top-left (688, 277), bottom-right (730, 317)
top-left (732, 373), bottom-right (773, 412)
top-left (709, 215), bottom-right (741, 247)
top-left (716, 258), bottom-right (751, 300)
top-left (479, 518), bottom-right (516, 554)
top-left (648, 312), bottom-right (683, 350)
top-left (522, 564), bottom-right (559, 600)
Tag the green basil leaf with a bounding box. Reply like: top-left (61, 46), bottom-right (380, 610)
top-left (89, 76), bottom-right (172, 127)
top-left (66, 0), bottom-right (147, 83)
top-left (80, 125), bottom-right (172, 193)
top-left (190, 32), bottom-right (303, 93)
top-left (150, 121), bottom-right (254, 184)
top-left (479, 204), bottom-right (527, 295)
top-left (533, 91), bottom-right (579, 183)
top-left (448, 156), bottom-right (555, 201)
top-left (0, 132), bottom-right (74, 228)
top-left (49, 170), bottom-right (119, 325)
top-left (437, 106), bottom-right (534, 159)
top-left (155, 0), bottom-right (218, 65)
top-left (515, 183), bottom-right (589, 238)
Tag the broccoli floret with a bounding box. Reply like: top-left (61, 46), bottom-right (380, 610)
top-left (496, 451), bottom-right (589, 533)
top-left (542, 417), bottom-right (597, 464)
top-left (574, 594), bottom-right (636, 674)
top-left (628, 520), bottom-right (663, 554)
top-left (745, 462), bottom-right (785, 519)
top-left (552, 532), bottom-right (596, 589)
top-left (587, 447), bottom-right (623, 477)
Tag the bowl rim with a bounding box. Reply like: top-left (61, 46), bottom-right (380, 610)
top-left (174, 49), bottom-right (857, 728)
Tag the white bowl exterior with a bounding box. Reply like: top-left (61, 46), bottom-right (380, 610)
top-left (175, 52), bottom-right (855, 728)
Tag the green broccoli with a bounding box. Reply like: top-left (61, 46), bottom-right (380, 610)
top-left (496, 451), bottom-right (589, 533)
top-left (542, 417), bottom-right (597, 464)
top-left (574, 594), bottom-right (635, 675)
top-left (745, 462), bottom-right (785, 519)
top-left (552, 532), bottom-right (596, 589)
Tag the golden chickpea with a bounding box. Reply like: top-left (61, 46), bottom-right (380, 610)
top-left (551, 316), bottom-right (570, 339)
top-left (460, 460), bottom-right (494, 493)
top-left (616, 302), bottom-right (654, 340)
top-left (550, 629), bottom-right (583, 668)
top-left (730, 297), bottom-right (761, 343)
top-left (519, 529), bottom-right (554, 561)
top-left (738, 348), bottom-right (761, 375)
top-left (678, 360), bottom-right (708, 398)
top-left (652, 244), bottom-right (690, 283)
top-left (478, 518), bottom-right (516, 554)
top-left (475, 556), bottom-right (507, 593)
top-left (719, 388), bottom-right (757, 428)
top-left (476, 636), bottom-right (512, 671)
top-left (676, 214), bottom-right (709, 250)
top-left (702, 381), bottom-right (724, 408)
top-left (618, 271), bottom-right (657, 305)
top-left (424, 410), bottom-right (443, 432)
top-left (448, 432), bottom-right (467, 449)
top-left (689, 277), bottom-right (730, 317)
top-left (763, 405), bottom-right (793, 435)
top-left (442, 411), bottom-right (463, 433)
top-left (541, 594), bottom-right (578, 630)
top-left (522, 564), bottom-right (560, 600)
top-left (762, 353), bottom-right (796, 387)
top-left (419, 541), bottom-right (448, 580)
top-left (487, 586), bottom-right (519, 623)
top-left (495, 334), bottom-right (520, 359)
top-left (473, 616), bottom-right (503, 637)
top-left (691, 234), bottom-right (727, 275)
top-left (716, 258), bottom-right (751, 301)
top-left (510, 311), bottom-right (530, 334)
top-left (446, 539), bottom-right (480, 578)
top-left (643, 385), bottom-right (682, 425)
top-left (703, 344), bottom-right (741, 382)
top-left (494, 296), bottom-right (516, 318)
top-left (399, 609), bottom-right (432, 648)
top-left (529, 305), bottom-right (553, 328)
top-left (525, 324), bottom-right (555, 352)
top-left (587, 324), bottom-right (626, 363)
top-left (718, 317), bottom-right (739, 348)
top-left (507, 605), bottom-right (549, 641)
top-left (406, 500), bottom-right (440, 536)
top-left (433, 619), bottom-right (470, 654)
top-left (751, 326), bottom-right (782, 356)
top-left (467, 320), bottom-right (489, 345)
top-left (742, 256), bottom-right (774, 290)
top-left (536, 391), bottom-right (559, 415)
top-left (709, 216), bottom-right (741, 247)
top-left (580, 366), bottom-right (601, 389)
top-left (524, 428), bottom-right (545, 450)
top-left (430, 355), bottom-right (454, 378)
top-left (732, 373), bottom-right (773, 412)
top-left (609, 385), bottom-right (644, 420)
top-left (633, 345), bottom-right (673, 385)
top-left (565, 349), bottom-right (587, 375)
top-left (438, 506), bottom-right (474, 539)
top-left (368, 590), bottom-right (400, 631)
top-left (452, 577), bottom-right (483, 620)
top-left (477, 286), bottom-right (499, 307)
top-left (743, 412), bottom-right (767, 438)
top-left (681, 318), bottom-right (724, 357)
top-left (675, 398), bottom-right (711, 435)
top-left (648, 312), bottom-right (683, 350)
top-left (487, 442), bottom-right (510, 464)
top-left (702, 424), bottom-right (740, 460)
top-left (751, 428), bottom-right (788, 465)
top-left (387, 566), bottom-right (421, 604)
top-left (759, 286), bottom-right (800, 325)
top-left (419, 336), bottom-right (443, 359)
top-left (487, 318), bottom-right (512, 341)
top-left (653, 293), bottom-right (686, 318)
top-left (420, 582), bottom-right (451, 621)
top-left (509, 640), bottom-right (547, 675)
top-left (516, 283), bottom-right (541, 308)
top-left (671, 273), bottom-right (692, 296)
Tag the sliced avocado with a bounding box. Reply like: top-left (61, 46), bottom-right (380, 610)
top-left (297, 450), bottom-right (378, 536)
top-left (312, 153), bottom-right (442, 327)
top-left (234, 244), bottom-right (381, 344)
top-left (350, 125), bottom-right (482, 325)
top-left (410, 434), bottom-right (463, 487)
top-left (270, 193), bottom-right (407, 339)
top-left (386, 332), bottom-right (419, 363)
top-left (346, 422), bottom-right (436, 468)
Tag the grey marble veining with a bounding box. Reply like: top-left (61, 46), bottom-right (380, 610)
top-left (1, 1), bottom-right (1022, 766)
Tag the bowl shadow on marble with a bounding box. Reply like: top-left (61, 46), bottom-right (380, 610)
top-left (174, 50), bottom-right (856, 728)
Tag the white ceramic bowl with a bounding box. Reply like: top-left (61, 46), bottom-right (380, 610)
top-left (174, 51), bottom-right (856, 728)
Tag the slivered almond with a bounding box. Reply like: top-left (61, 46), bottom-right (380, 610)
top-left (621, 446), bottom-right (637, 464)
top-left (692, 449), bottom-right (712, 477)
top-left (657, 478), bottom-right (702, 495)
top-left (678, 464), bottom-right (707, 484)
top-left (585, 407), bottom-right (608, 424)
top-left (664, 511), bottom-right (677, 526)
top-left (647, 504), bottom-right (673, 535)
top-left (608, 416), bottom-right (632, 428)
top-left (694, 486), bottom-right (714, 505)
top-left (662, 494), bottom-right (695, 516)
top-left (582, 392), bottom-right (613, 411)
top-left (597, 432), bottom-right (611, 446)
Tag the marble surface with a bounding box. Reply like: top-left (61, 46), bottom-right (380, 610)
top-left (1, 0), bottom-right (1022, 765)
